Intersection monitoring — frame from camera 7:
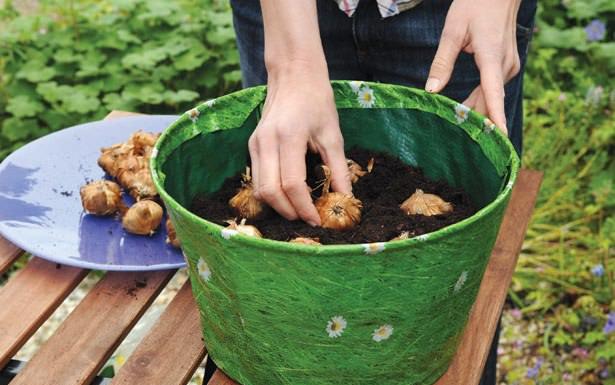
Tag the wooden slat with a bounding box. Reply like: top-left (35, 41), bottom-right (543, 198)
top-left (105, 110), bottom-right (143, 119)
top-left (0, 258), bottom-right (87, 368)
top-left (435, 169), bottom-right (543, 385)
top-left (206, 169), bottom-right (543, 385)
top-left (0, 236), bottom-right (23, 275)
top-left (210, 370), bottom-right (237, 385)
top-left (11, 270), bottom-right (175, 385)
top-left (111, 281), bottom-right (206, 385)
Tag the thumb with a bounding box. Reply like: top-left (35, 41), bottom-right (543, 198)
top-left (426, 27), bottom-right (463, 93)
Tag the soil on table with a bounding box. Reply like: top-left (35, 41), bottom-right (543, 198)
top-left (190, 148), bottom-right (477, 244)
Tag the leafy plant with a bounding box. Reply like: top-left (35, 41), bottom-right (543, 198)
top-left (0, 0), bottom-right (241, 159)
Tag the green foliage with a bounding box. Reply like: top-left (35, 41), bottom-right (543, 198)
top-left (0, 0), bottom-right (241, 159)
top-left (499, 1), bottom-right (614, 383)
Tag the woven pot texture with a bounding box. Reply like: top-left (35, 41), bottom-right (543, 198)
top-left (151, 81), bottom-right (519, 385)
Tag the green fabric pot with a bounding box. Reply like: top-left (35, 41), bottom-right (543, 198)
top-left (151, 81), bottom-right (519, 385)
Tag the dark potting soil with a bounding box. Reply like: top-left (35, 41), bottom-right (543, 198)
top-left (190, 148), bottom-right (477, 245)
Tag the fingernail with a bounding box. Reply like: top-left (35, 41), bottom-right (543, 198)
top-left (307, 220), bottom-right (319, 227)
top-left (425, 78), bottom-right (440, 93)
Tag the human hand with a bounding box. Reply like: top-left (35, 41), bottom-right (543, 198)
top-left (249, 63), bottom-right (351, 226)
top-left (425, 0), bottom-right (523, 134)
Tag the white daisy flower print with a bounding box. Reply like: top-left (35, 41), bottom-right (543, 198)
top-left (483, 118), bottom-right (496, 133)
top-left (362, 242), bottom-right (385, 255)
top-left (187, 108), bottom-right (200, 122)
top-left (372, 324), bottom-right (393, 342)
top-left (454, 271), bottom-right (468, 293)
top-left (197, 258), bottom-right (212, 282)
top-left (221, 227), bottom-right (238, 240)
top-left (454, 103), bottom-right (470, 124)
top-left (326, 315), bottom-right (347, 338)
top-left (203, 99), bottom-right (216, 108)
top-left (358, 86), bottom-right (375, 108)
top-left (415, 234), bottom-right (430, 241)
top-left (349, 80), bottom-right (364, 94)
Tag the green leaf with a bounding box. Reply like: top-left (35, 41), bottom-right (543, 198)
top-left (582, 331), bottom-right (606, 345)
top-left (53, 48), bottom-right (81, 63)
top-left (537, 25), bottom-right (588, 51)
top-left (1, 117), bottom-right (37, 141)
top-left (172, 42), bottom-right (211, 71)
top-left (62, 90), bottom-right (101, 113)
top-left (6, 95), bottom-right (44, 117)
top-left (16, 60), bottom-right (56, 82)
top-left (164, 89), bottom-right (199, 104)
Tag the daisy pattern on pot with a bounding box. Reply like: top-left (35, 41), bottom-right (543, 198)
top-left (415, 234), bottom-right (430, 241)
top-left (454, 270), bottom-right (468, 293)
top-left (454, 103), bottom-right (470, 124)
top-left (221, 227), bottom-right (238, 240)
top-left (197, 258), bottom-right (212, 282)
top-left (358, 86), bottom-right (375, 108)
top-left (326, 315), bottom-right (347, 338)
top-left (203, 98), bottom-right (216, 108)
top-left (483, 118), bottom-right (496, 133)
top-left (372, 324), bottom-right (393, 342)
top-left (187, 108), bottom-right (200, 122)
top-left (362, 242), bottom-right (385, 255)
top-left (349, 80), bottom-right (364, 94)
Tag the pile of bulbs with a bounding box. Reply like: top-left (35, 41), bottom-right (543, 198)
top-left (79, 131), bottom-right (180, 248)
top-left (226, 157), bottom-right (453, 244)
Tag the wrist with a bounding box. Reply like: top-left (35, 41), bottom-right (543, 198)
top-left (266, 57), bottom-right (330, 88)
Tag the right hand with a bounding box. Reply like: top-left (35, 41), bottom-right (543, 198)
top-left (249, 62), bottom-right (351, 227)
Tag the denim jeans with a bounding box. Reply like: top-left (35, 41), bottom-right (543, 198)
top-left (204, 0), bottom-right (537, 383)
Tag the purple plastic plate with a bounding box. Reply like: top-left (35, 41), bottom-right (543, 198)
top-left (0, 115), bottom-right (185, 271)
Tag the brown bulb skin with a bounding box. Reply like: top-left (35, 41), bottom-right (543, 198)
top-left (80, 180), bottom-right (124, 216)
top-left (400, 189), bottom-right (453, 217)
top-left (122, 200), bottom-right (163, 236)
top-left (315, 192), bottom-right (362, 230)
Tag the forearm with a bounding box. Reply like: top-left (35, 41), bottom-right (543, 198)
top-left (260, 0), bottom-right (328, 81)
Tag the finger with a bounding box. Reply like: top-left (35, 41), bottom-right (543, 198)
top-left (318, 129), bottom-right (352, 195)
top-left (426, 24), bottom-right (464, 93)
top-left (279, 139), bottom-right (321, 226)
top-left (463, 86), bottom-right (481, 109)
top-left (475, 52), bottom-right (508, 132)
top-left (255, 132), bottom-right (299, 220)
top-left (248, 135), bottom-right (260, 190)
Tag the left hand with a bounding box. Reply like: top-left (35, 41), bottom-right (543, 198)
top-left (425, 0), bottom-right (523, 135)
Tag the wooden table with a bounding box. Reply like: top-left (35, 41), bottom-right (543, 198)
top-left (0, 111), bottom-right (542, 385)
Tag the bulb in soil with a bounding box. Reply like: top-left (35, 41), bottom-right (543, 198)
top-left (346, 159), bottom-right (367, 183)
top-left (80, 180), bottom-right (125, 215)
top-left (400, 189), bottom-right (453, 216)
top-left (367, 158), bottom-right (375, 173)
top-left (315, 192), bottom-right (362, 230)
top-left (390, 231), bottom-right (413, 241)
top-left (165, 218), bottom-right (180, 248)
top-left (225, 218), bottom-right (262, 238)
top-left (129, 131), bottom-right (159, 156)
top-left (228, 167), bottom-right (266, 219)
top-left (315, 164), bottom-right (363, 230)
top-left (289, 237), bottom-right (321, 245)
top-left (122, 200), bottom-right (163, 236)
top-left (98, 143), bottom-right (135, 177)
top-left (127, 168), bottom-right (158, 201)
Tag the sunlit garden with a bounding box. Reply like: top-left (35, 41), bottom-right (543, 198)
top-left (0, 0), bottom-right (613, 383)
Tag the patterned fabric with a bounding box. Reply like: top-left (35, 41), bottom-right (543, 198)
top-left (335, 0), bottom-right (424, 18)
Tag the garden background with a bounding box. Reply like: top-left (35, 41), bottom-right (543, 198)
top-left (0, 0), bottom-right (613, 383)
